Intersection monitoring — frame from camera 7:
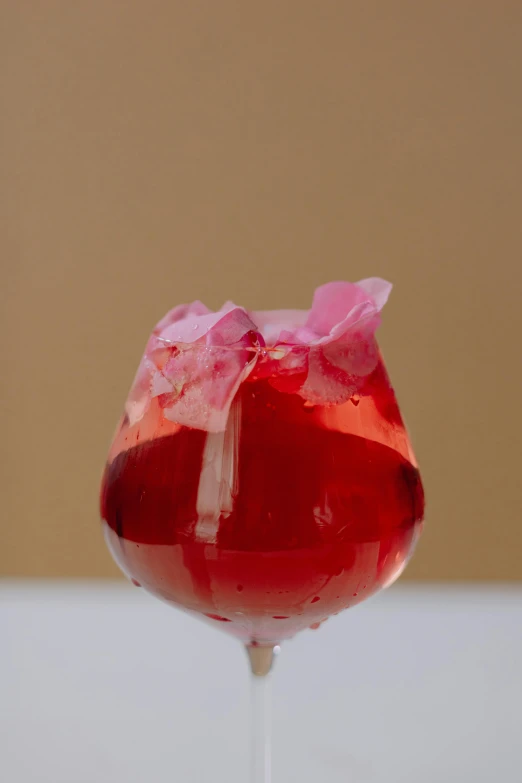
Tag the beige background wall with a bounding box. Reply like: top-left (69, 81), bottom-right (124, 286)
top-left (2, 2), bottom-right (521, 580)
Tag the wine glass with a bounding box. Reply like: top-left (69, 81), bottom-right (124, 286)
top-left (100, 279), bottom-right (424, 782)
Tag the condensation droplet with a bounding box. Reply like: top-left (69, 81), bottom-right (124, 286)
top-left (236, 584), bottom-right (244, 592)
top-left (131, 579), bottom-right (141, 587)
top-left (311, 596), bottom-right (321, 603)
top-left (205, 613), bottom-right (231, 622)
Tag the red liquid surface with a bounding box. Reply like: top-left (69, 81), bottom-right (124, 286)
top-left (101, 361), bottom-right (424, 643)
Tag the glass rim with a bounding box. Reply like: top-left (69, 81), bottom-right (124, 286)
top-left (153, 336), bottom-right (303, 357)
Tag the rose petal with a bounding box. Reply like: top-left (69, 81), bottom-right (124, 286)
top-left (154, 300), bottom-right (210, 334)
top-left (299, 280), bottom-right (391, 399)
top-left (158, 307), bottom-right (259, 431)
top-left (322, 327), bottom-right (379, 377)
top-left (267, 345), bottom-right (309, 393)
top-left (124, 280), bottom-right (392, 431)
top-left (278, 326), bottom-right (318, 345)
top-left (301, 348), bottom-right (358, 405)
top-left (306, 282), bottom-right (372, 335)
top-left (159, 306), bottom-right (257, 347)
top-left (301, 315), bottom-right (381, 404)
top-left (162, 342), bottom-right (257, 432)
top-left (126, 304), bottom-right (260, 431)
top-left (356, 278), bottom-right (393, 311)
top-left (251, 309), bottom-right (308, 346)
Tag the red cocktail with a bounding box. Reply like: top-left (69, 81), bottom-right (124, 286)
top-left (100, 279), bottom-right (424, 781)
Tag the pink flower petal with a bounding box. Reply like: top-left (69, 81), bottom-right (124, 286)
top-left (161, 341), bottom-right (257, 432)
top-left (301, 349), bottom-right (358, 405)
top-left (296, 279), bottom-right (391, 402)
top-left (321, 323), bottom-right (380, 377)
top-left (154, 300), bottom-right (210, 334)
top-left (356, 278), bottom-right (393, 311)
top-left (279, 326), bottom-right (317, 345)
top-left (159, 306), bottom-right (257, 347)
top-left (251, 309), bottom-right (308, 346)
top-left (124, 280), bottom-right (392, 430)
top-left (306, 281), bottom-right (371, 335)
top-left (266, 346), bottom-right (309, 393)
top-left (127, 305), bottom-right (260, 432)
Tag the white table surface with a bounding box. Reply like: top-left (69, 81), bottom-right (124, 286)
top-left (2, 581), bottom-right (521, 783)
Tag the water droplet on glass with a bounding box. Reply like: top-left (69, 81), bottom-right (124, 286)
top-left (131, 579), bottom-right (141, 587)
top-left (236, 584), bottom-right (244, 592)
top-left (311, 596), bottom-right (321, 603)
top-left (192, 324), bottom-right (198, 330)
top-left (272, 615), bottom-right (289, 620)
top-left (353, 592), bottom-right (358, 597)
top-left (205, 613), bottom-right (231, 622)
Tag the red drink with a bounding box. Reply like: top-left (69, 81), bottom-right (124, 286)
top-left (101, 357), bottom-right (424, 644)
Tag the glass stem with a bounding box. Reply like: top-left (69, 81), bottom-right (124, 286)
top-left (246, 645), bottom-right (276, 783)
top-left (250, 671), bottom-right (271, 783)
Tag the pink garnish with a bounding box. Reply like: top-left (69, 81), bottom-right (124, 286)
top-left (252, 278), bottom-right (392, 404)
top-left (125, 279), bottom-right (391, 431)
